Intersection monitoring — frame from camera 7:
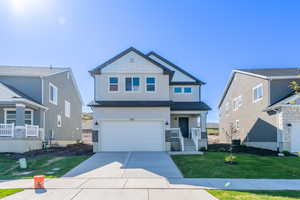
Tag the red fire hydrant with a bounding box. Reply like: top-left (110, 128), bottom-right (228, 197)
top-left (34, 175), bottom-right (45, 189)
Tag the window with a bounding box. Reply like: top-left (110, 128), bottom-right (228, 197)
top-left (57, 115), bottom-right (62, 127)
top-left (5, 109), bottom-right (33, 125)
top-left (253, 84), bottom-right (263, 103)
top-left (5, 110), bottom-right (16, 124)
top-left (109, 77), bottom-right (119, 92)
top-left (233, 96), bottom-right (242, 111)
top-left (235, 120), bottom-right (240, 130)
top-left (24, 110), bottom-right (33, 125)
top-left (125, 77), bottom-right (140, 91)
top-left (146, 77), bottom-right (156, 92)
top-left (184, 87), bottom-right (192, 93)
top-left (65, 101), bottom-right (70, 118)
top-left (49, 83), bottom-right (58, 105)
top-left (67, 72), bottom-right (70, 79)
top-left (174, 87), bottom-right (182, 93)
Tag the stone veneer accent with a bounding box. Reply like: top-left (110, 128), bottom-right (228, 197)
top-left (278, 106), bottom-right (300, 152)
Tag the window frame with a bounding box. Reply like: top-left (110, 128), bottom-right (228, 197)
top-left (145, 76), bottom-right (156, 93)
top-left (65, 100), bottom-right (71, 118)
top-left (108, 76), bottom-right (119, 93)
top-left (4, 108), bottom-right (33, 125)
top-left (124, 77), bottom-right (140, 92)
top-left (253, 84), bottom-right (263, 103)
top-left (173, 87), bottom-right (182, 94)
top-left (233, 96), bottom-right (242, 111)
top-left (235, 120), bottom-right (240, 130)
top-left (49, 82), bottom-right (58, 105)
top-left (183, 87), bottom-right (192, 94)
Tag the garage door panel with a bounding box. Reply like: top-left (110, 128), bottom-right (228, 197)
top-left (101, 120), bottom-right (164, 151)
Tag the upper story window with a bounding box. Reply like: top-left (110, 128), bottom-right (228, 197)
top-left (253, 84), bottom-right (263, 103)
top-left (125, 77), bottom-right (140, 92)
top-left (65, 100), bottom-right (71, 118)
top-left (49, 83), bottom-right (58, 105)
top-left (184, 87), bottom-right (192, 93)
top-left (146, 77), bottom-right (156, 92)
top-left (174, 87), bottom-right (182, 93)
top-left (109, 77), bottom-right (119, 92)
top-left (174, 87), bottom-right (192, 94)
top-left (233, 96), bottom-right (242, 111)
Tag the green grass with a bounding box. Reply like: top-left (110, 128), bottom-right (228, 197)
top-left (0, 155), bottom-right (90, 179)
top-left (207, 128), bottom-right (219, 135)
top-left (207, 190), bottom-right (300, 200)
top-left (172, 152), bottom-right (300, 178)
top-left (0, 189), bottom-right (24, 199)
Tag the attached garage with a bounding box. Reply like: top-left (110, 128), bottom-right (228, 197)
top-left (100, 120), bottom-right (165, 151)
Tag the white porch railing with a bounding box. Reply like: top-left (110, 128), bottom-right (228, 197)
top-left (0, 123), bottom-right (14, 137)
top-left (167, 128), bottom-right (184, 152)
top-left (25, 125), bottom-right (39, 137)
top-left (191, 128), bottom-right (201, 151)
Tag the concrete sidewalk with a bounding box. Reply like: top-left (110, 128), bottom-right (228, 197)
top-left (2, 188), bottom-right (218, 200)
top-left (2, 178), bottom-right (300, 190)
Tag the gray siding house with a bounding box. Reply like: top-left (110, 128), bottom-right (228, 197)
top-left (89, 47), bottom-right (210, 152)
top-left (219, 68), bottom-right (300, 153)
top-left (0, 66), bottom-right (83, 153)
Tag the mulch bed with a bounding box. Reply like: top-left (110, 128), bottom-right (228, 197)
top-left (1, 143), bottom-right (94, 160)
top-left (207, 144), bottom-right (282, 156)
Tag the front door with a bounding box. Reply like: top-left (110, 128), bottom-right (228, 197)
top-left (179, 117), bottom-right (189, 138)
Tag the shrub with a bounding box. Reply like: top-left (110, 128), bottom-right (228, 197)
top-left (224, 155), bottom-right (236, 163)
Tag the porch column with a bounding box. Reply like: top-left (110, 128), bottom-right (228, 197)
top-left (200, 111), bottom-right (208, 133)
top-left (15, 103), bottom-right (25, 126)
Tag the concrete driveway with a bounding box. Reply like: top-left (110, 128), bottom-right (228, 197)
top-left (63, 152), bottom-right (183, 178)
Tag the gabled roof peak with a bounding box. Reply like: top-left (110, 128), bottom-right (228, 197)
top-left (89, 47), bottom-right (174, 76)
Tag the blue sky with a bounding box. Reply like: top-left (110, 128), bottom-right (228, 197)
top-left (1, 0), bottom-right (300, 122)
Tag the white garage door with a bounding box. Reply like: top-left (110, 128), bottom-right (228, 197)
top-left (100, 120), bottom-right (164, 151)
top-left (291, 122), bottom-right (300, 152)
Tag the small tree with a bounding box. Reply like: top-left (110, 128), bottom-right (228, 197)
top-left (224, 122), bottom-right (238, 164)
top-left (289, 81), bottom-right (300, 94)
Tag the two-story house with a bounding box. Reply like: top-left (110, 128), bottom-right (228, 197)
top-left (219, 68), bottom-right (300, 153)
top-left (0, 66), bottom-right (83, 153)
top-left (89, 47), bottom-right (210, 152)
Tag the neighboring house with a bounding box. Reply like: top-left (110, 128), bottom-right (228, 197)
top-left (81, 112), bottom-right (93, 144)
top-left (89, 47), bottom-right (210, 152)
top-left (0, 66), bottom-right (83, 153)
top-left (219, 68), bottom-right (300, 153)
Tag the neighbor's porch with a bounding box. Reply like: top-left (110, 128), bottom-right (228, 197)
top-left (0, 102), bottom-right (46, 141)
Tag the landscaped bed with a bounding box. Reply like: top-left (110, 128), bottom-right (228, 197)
top-left (0, 144), bottom-right (93, 179)
top-left (207, 190), bottom-right (300, 200)
top-left (0, 189), bottom-right (24, 199)
top-left (172, 152), bottom-right (300, 179)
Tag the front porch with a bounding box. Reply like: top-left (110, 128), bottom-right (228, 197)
top-left (166, 111), bottom-right (208, 152)
top-left (0, 102), bottom-right (46, 153)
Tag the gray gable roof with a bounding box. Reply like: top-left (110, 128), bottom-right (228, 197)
top-left (237, 68), bottom-right (300, 77)
top-left (147, 51), bottom-right (205, 85)
top-left (0, 66), bottom-right (68, 77)
top-left (0, 81), bottom-right (40, 104)
top-left (218, 67), bottom-right (300, 108)
top-left (88, 100), bottom-right (211, 111)
top-left (171, 101), bottom-right (211, 111)
top-left (89, 47), bottom-right (174, 77)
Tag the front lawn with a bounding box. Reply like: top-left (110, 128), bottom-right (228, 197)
top-left (207, 190), bottom-right (300, 200)
top-left (0, 189), bottom-right (24, 199)
top-left (172, 152), bottom-right (300, 178)
top-left (0, 155), bottom-right (90, 179)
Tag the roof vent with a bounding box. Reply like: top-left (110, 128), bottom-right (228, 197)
top-left (129, 58), bottom-right (135, 63)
